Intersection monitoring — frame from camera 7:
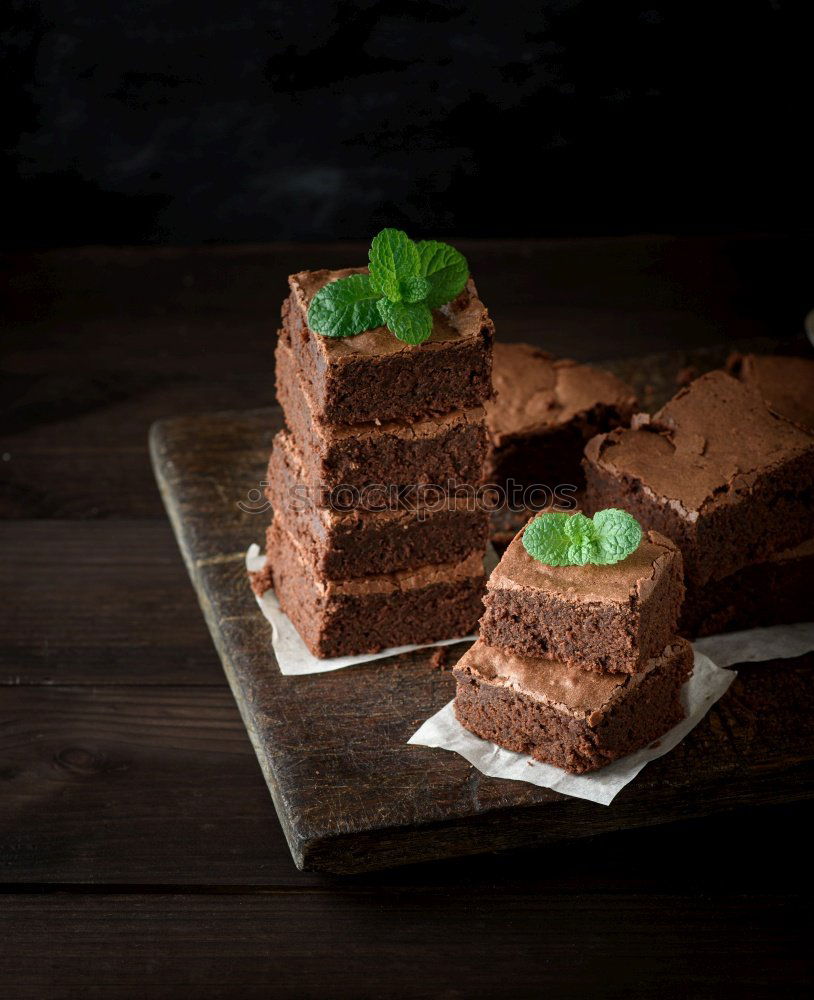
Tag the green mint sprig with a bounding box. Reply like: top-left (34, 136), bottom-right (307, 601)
top-left (307, 228), bottom-right (469, 345)
top-left (522, 509), bottom-right (642, 567)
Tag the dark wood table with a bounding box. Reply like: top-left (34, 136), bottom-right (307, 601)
top-left (2, 236), bottom-right (812, 998)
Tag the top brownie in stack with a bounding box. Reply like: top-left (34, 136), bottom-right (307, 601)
top-left (479, 512), bottom-right (684, 674)
top-left (583, 371), bottom-right (814, 587)
top-left (274, 337), bottom-right (488, 496)
top-left (281, 268), bottom-right (493, 424)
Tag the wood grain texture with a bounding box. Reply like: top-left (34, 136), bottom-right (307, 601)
top-left (0, 521), bottom-right (223, 685)
top-left (150, 396), bottom-right (814, 873)
top-left (2, 884), bottom-right (808, 1000)
top-left (0, 683), bottom-right (307, 885)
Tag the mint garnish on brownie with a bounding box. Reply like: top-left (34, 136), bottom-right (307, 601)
top-left (523, 509), bottom-right (642, 567)
top-left (307, 228), bottom-right (469, 345)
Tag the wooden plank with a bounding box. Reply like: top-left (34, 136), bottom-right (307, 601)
top-left (150, 400), bottom-right (814, 873)
top-left (1, 883), bottom-right (808, 1000)
top-left (0, 383), bottom-right (271, 520)
top-left (0, 521), bottom-right (225, 685)
top-left (0, 683), bottom-right (317, 886)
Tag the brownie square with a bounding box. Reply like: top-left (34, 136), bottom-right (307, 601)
top-left (479, 515), bottom-right (684, 674)
top-left (280, 268), bottom-right (494, 425)
top-left (254, 518), bottom-right (486, 658)
top-left (727, 352), bottom-right (814, 432)
top-left (485, 342), bottom-right (637, 487)
top-left (583, 371), bottom-right (814, 587)
top-left (680, 537), bottom-right (814, 637)
top-left (266, 429), bottom-right (490, 580)
top-left (275, 338), bottom-right (488, 495)
top-left (453, 638), bottom-right (693, 774)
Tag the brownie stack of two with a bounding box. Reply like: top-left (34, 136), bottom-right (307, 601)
top-left (452, 512), bottom-right (692, 774)
top-left (252, 266), bottom-right (496, 658)
top-left (583, 368), bottom-right (814, 637)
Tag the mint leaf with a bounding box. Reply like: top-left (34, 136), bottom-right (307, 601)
top-left (522, 512), bottom-right (597, 566)
top-left (562, 513), bottom-right (599, 565)
top-left (400, 275), bottom-right (430, 304)
top-left (523, 509), bottom-right (642, 567)
top-left (369, 228), bottom-right (420, 302)
top-left (308, 274), bottom-right (382, 338)
top-left (308, 230), bottom-right (469, 344)
top-left (377, 299), bottom-right (433, 345)
top-left (415, 240), bottom-right (469, 309)
top-left (522, 512), bottom-right (579, 567)
top-left (592, 508), bottom-right (642, 565)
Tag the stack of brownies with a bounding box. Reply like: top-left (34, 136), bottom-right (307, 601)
top-left (583, 369), bottom-right (814, 636)
top-left (251, 266), bottom-right (496, 658)
top-left (452, 512), bottom-right (692, 774)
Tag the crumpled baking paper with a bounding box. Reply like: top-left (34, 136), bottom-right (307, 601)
top-left (246, 543), bottom-right (498, 676)
top-left (408, 622), bottom-right (814, 804)
top-left (693, 621), bottom-right (814, 667)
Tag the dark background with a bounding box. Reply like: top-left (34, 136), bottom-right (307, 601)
top-left (3, 0), bottom-right (810, 248)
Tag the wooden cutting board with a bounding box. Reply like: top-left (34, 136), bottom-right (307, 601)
top-left (149, 344), bottom-right (814, 873)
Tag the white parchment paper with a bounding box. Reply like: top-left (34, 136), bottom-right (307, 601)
top-left (694, 621), bottom-right (814, 667)
top-left (246, 543), bottom-right (498, 676)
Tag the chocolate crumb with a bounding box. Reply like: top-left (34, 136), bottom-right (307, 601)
top-left (431, 647), bottom-right (451, 671)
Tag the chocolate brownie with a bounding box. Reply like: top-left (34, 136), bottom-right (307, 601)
top-left (583, 371), bottom-right (814, 587)
top-left (484, 342), bottom-right (637, 487)
top-left (255, 518), bottom-right (485, 658)
top-left (280, 268), bottom-right (494, 425)
top-left (275, 338), bottom-right (488, 495)
top-left (680, 537), bottom-right (814, 637)
top-left (453, 638), bottom-right (693, 774)
top-left (727, 353), bottom-right (814, 432)
top-left (479, 515), bottom-right (684, 673)
top-left (266, 429), bottom-right (490, 580)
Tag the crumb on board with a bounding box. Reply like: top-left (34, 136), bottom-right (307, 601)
top-left (430, 647), bottom-right (451, 671)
